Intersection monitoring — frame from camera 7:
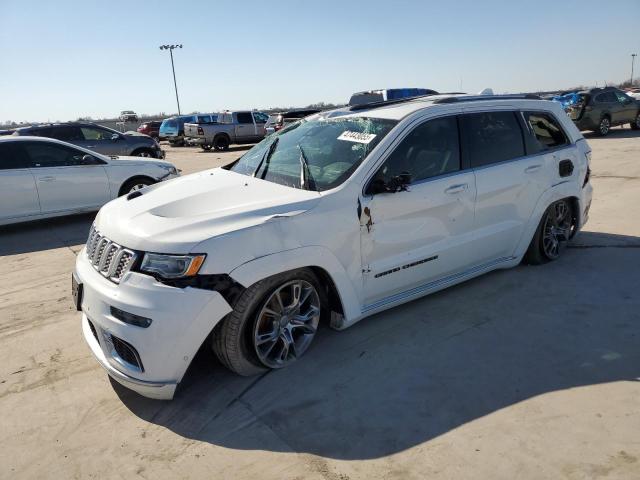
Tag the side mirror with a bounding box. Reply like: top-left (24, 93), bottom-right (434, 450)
top-left (111, 133), bottom-right (120, 141)
top-left (387, 172), bottom-right (412, 192)
top-left (367, 171), bottom-right (412, 195)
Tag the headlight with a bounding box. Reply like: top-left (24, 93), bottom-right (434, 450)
top-left (161, 165), bottom-right (177, 175)
top-left (140, 253), bottom-right (206, 279)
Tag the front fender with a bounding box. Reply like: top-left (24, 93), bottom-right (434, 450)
top-left (229, 245), bottom-right (363, 328)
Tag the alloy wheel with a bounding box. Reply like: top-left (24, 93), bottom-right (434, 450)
top-left (253, 280), bottom-right (320, 368)
top-left (129, 183), bottom-right (148, 192)
top-left (599, 118), bottom-right (610, 135)
top-left (542, 201), bottom-right (572, 259)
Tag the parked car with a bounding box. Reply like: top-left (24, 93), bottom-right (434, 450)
top-left (13, 122), bottom-right (165, 158)
top-left (137, 121), bottom-right (162, 139)
top-left (625, 88), bottom-right (640, 100)
top-left (265, 109), bottom-right (321, 134)
top-left (119, 111), bottom-right (139, 123)
top-left (0, 136), bottom-right (178, 226)
top-left (561, 87), bottom-right (640, 135)
top-left (348, 88), bottom-right (438, 106)
top-left (159, 114), bottom-right (217, 145)
top-left (0, 129), bottom-right (14, 136)
top-left (184, 111), bottom-right (269, 151)
top-left (74, 93), bottom-right (593, 400)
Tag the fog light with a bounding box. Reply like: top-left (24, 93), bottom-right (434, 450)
top-left (110, 306), bottom-right (152, 328)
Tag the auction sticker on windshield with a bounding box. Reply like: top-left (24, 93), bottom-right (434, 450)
top-left (337, 131), bottom-right (377, 144)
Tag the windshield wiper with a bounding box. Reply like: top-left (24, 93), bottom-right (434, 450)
top-left (297, 144), bottom-right (316, 191)
top-left (252, 137), bottom-right (279, 178)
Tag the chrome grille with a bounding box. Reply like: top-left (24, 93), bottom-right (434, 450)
top-left (85, 225), bottom-right (137, 283)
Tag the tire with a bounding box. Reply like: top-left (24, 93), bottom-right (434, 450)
top-left (631, 113), bottom-right (640, 130)
top-left (597, 116), bottom-right (611, 136)
top-left (213, 269), bottom-right (324, 376)
top-left (132, 148), bottom-right (155, 158)
top-left (214, 136), bottom-right (230, 151)
top-left (524, 199), bottom-right (574, 265)
top-left (119, 177), bottom-right (154, 196)
top-left (201, 144), bottom-right (212, 151)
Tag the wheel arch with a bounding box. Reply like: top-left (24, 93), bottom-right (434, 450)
top-left (514, 182), bottom-right (583, 260)
top-left (118, 175), bottom-right (156, 196)
top-left (130, 146), bottom-right (155, 156)
top-left (214, 132), bottom-right (231, 143)
top-left (228, 246), bottom-right (362, 328)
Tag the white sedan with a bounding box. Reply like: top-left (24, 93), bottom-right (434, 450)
top-left (0, 136), bottom-right (179, 226)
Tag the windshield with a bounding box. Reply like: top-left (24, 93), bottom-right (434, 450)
top-left (230, 116), bottom-right (397, 191)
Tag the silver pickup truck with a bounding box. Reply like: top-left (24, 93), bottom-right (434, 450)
top-left (184, 111), bottom-right (269, 151)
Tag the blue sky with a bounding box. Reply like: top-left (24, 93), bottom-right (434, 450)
top-left (1, 0), bottom-right (638, 123)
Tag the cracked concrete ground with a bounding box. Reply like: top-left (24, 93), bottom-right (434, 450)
top-left (0, 130), bottom-right (639, 479)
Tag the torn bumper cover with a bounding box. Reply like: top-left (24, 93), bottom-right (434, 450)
top-left (76, 250), bottom-right (233, 400)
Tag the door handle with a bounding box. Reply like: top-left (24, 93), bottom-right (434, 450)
top-left (525, 164), bottom-right (542, 173)
top-left (445, 183), bottom-right (468, 194)
top-left (39, 176), bottom-right (55, 182)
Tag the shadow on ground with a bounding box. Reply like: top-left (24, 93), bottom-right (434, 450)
top-left (114, 231), bottom-right (640, 460)
top-left (0, 213), bottom-right (94, 256)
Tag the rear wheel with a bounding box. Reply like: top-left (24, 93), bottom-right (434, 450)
top-left (631, 113), bottom-right (640, 130)
top-left (214, 136), bottom-right (230, 151)
top-left (213, 269), bottom-right (324, 375)
top-left (525, 199), bottom-right (574, 264)
top-left (597, 116), bottom-right (611, 136)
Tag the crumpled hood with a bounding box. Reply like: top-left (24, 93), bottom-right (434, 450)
top-left (95, 168), bottom-right (320, 252)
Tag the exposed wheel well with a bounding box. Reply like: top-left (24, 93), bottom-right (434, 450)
top-left (118, 175), bottom-right (156, 196)
top-left (130, 147), bottom-right (155, 156)
top-left (308, 266), bottom-right (345, 317)
top-left (214, 133), bottom-right (231, 143)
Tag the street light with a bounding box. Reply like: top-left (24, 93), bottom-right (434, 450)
top-left (632, 53), bottom-right (637, 87)
top-left (159, 44), bottom-right (183, 115)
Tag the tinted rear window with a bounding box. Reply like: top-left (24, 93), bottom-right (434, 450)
top-left (0, 142), bottom-right (29, 169)
top-left (462, 111), bottom-right (525, 168)
top-left (236, 112), bottom-right (253, 124)
top-left (595, 92), bottom-right (617, 103)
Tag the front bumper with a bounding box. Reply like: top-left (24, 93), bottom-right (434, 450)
top-left (82, 315), bottom-right (178, 399)
top-left (75, 249), bottom-right (233, 400)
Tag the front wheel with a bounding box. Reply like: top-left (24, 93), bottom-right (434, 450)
top-left (120, 177), bottom-right (154, 195)
top-left (132, 148), bottom-right (154, 158)
top-left (213, 269), bottom-right (324, 376)
top-left (631, 113), bottom-right (640, 130)
top-left (524, 199), bottom-right (574, 265)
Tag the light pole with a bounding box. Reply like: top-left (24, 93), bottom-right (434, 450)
top-left (632, 53), bottom-right (637, 86)
top-left (159, 44), bottom-right (183, 115)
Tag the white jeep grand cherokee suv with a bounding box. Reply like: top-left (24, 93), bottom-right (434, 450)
top-left (74, 94), bottom-right (593, 400)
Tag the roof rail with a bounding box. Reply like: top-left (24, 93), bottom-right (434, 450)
top-left (348, 92), bottom-right (466, 112)
top-left (433, 93), bottom-right (542, 104)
